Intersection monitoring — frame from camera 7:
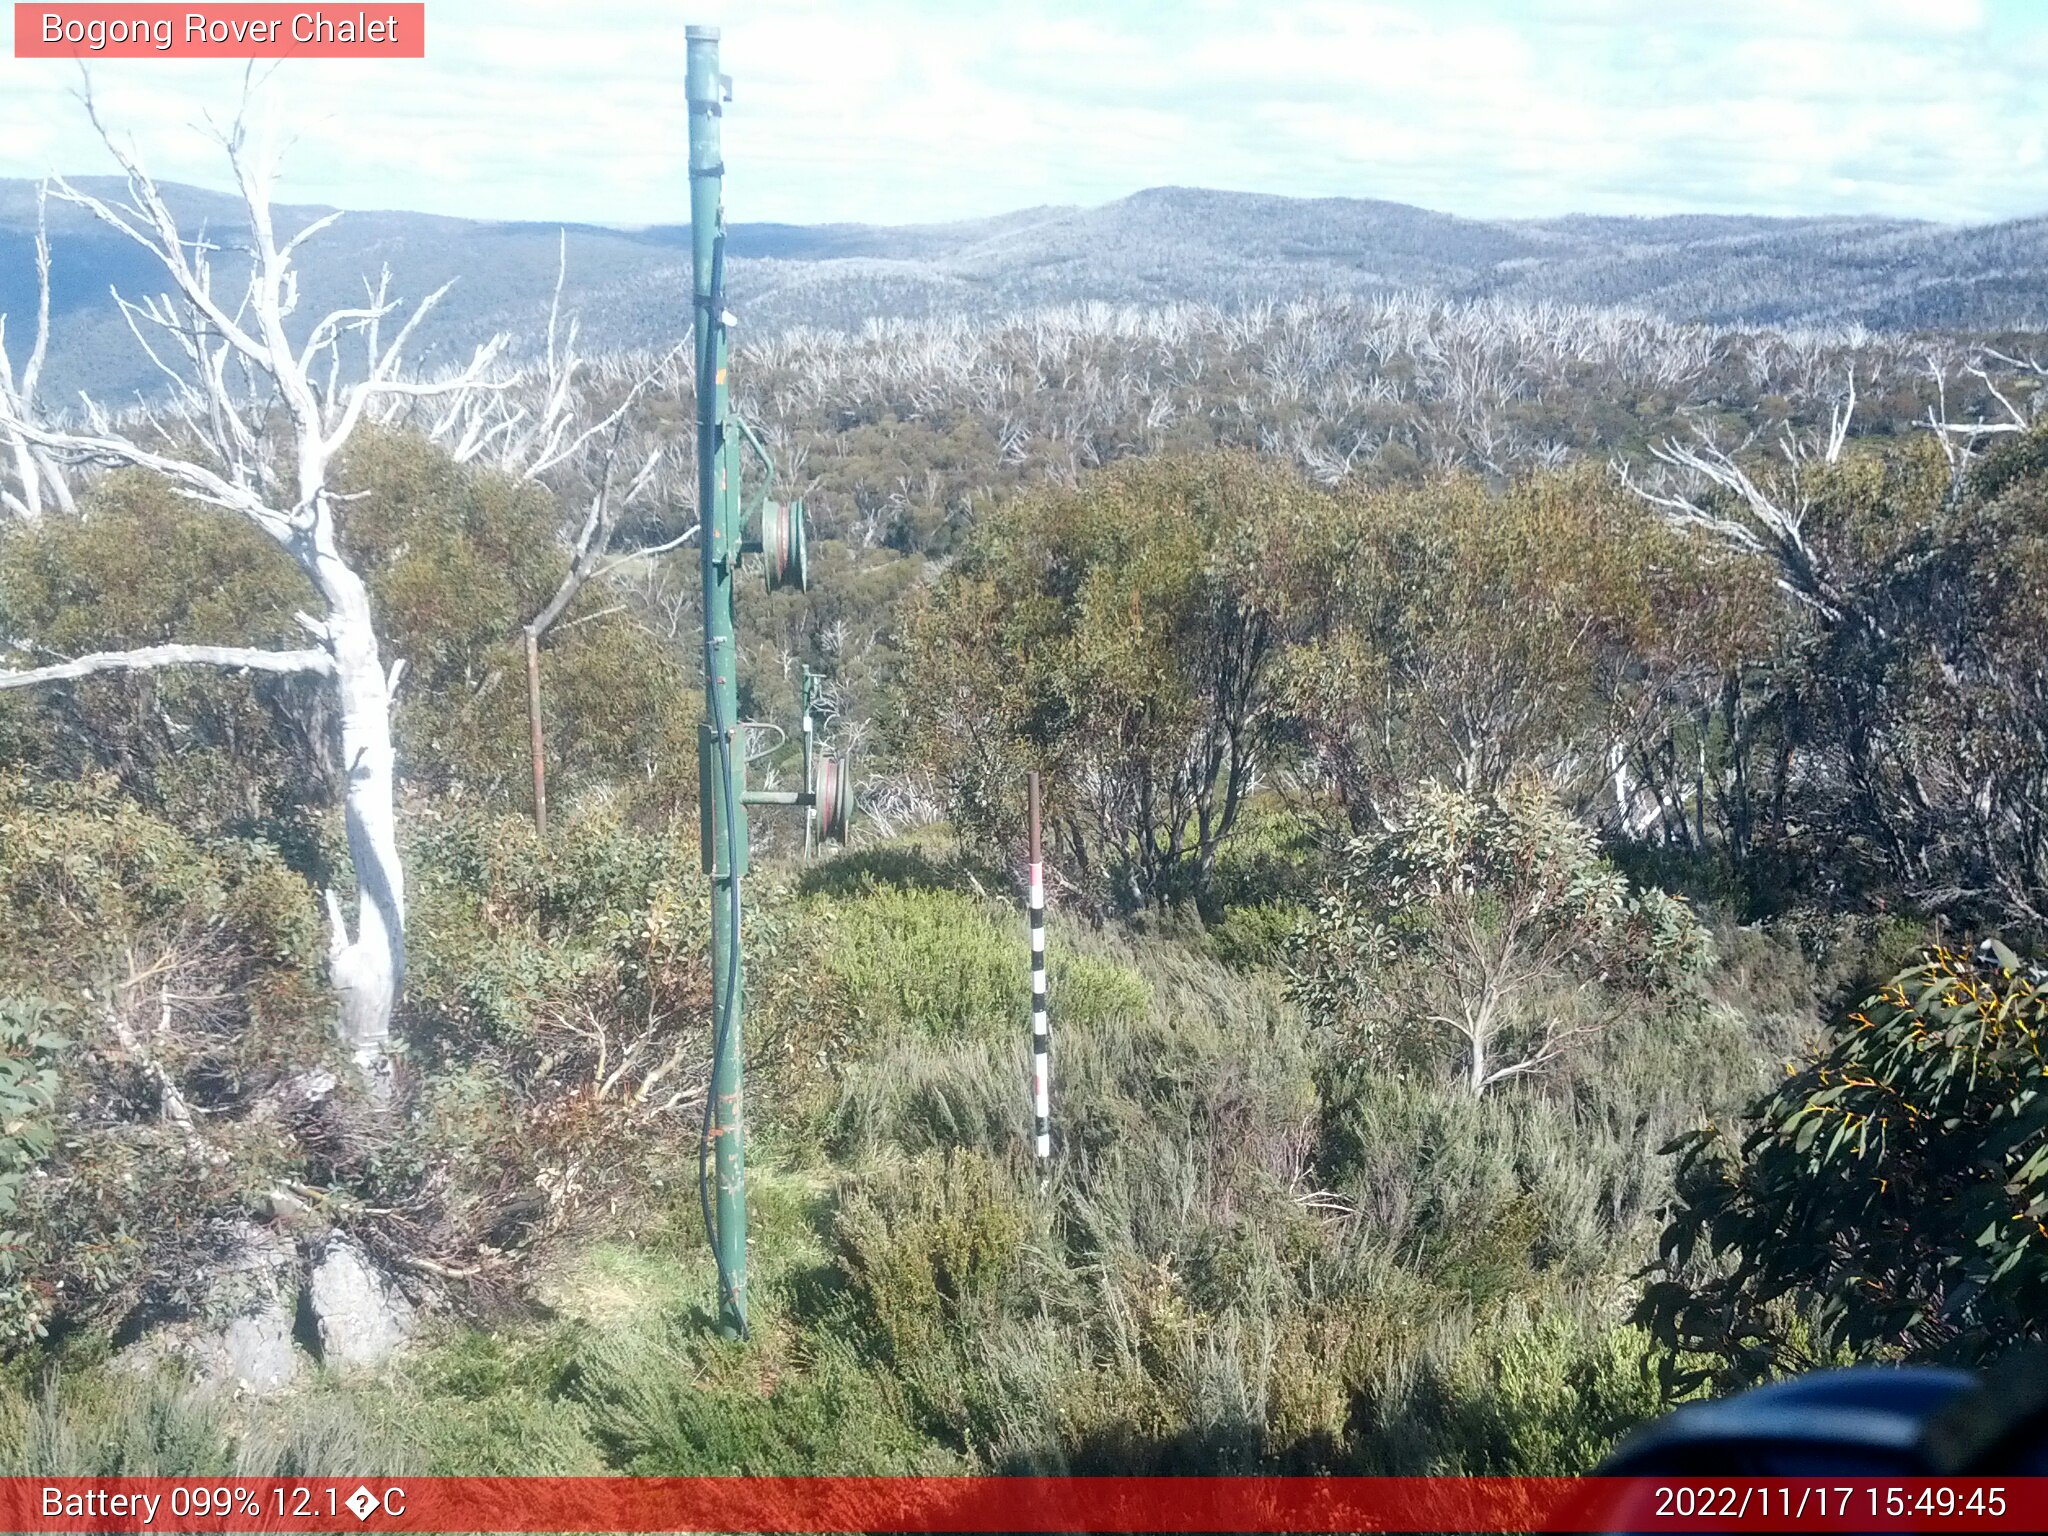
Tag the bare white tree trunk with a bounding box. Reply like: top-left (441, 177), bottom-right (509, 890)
top-left (1922, 348), bottom-right (2045, 496)
top-left (3, 416), bottom-right (43, 521)
top-left (0, 186), bottom-right (75, 522)
top-left (1608, 739), bottom-right (1638, 833)
top-left (319, 554), bottom-right (405, 1073)
top-left (0, 93), bottom-right (504, 1089)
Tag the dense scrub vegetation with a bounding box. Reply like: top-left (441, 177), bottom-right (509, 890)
top-left (2, 285), bottom-right (2046, 1475)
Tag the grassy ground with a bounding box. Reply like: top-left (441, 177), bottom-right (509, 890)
top-left (0, 828), bottom-right (1822, 1477)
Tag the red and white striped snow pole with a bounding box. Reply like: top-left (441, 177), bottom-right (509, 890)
top-left (1028, 771), bottom-right (1050, 1165)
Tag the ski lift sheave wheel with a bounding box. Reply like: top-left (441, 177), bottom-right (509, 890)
top-left (762, 498), bottom-right (808, 593)
top-left (815, 753), bottom-right (853, 845)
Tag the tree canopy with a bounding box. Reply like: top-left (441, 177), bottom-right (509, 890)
top-left (902, 450), bottom-right (1316, 908)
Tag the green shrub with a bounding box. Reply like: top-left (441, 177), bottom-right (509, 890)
top-left (1318, 1070), bottom-right (1549, 1304)
top-left (0, 999), bottom-right (67, 1348)
top-left (0, 473), bottom-right (323, 850)
top-left (1639, 940), bottom-right (2048, 1392)
top-left (0, 1370), bottom-right (415, 1476)
top-left (1352, 1317), bottom-right (1669, 1474)
top-left (573, 1326), bottom-right (954, 1475)
top-left (817, 1150), bottom-right (1046, 1449)
top-left (351, 805), bottom-right (725, 1262)
top-left (1291, 781), bottom-right (1710, 1095)
top-left (1209, 901), bottom-right (1308, 972)
top-left (1052, 952), bottom-right (1153, 1033)
top-left (897, 452), bottom-right (1320, 910)
top-left (0, 773), bottom-right (326, 1348)
top-left (400, 1328), bottom-right (607, 1474)
top-left (833, 1151), bottom-right (1031, 1367)
top-left (405, 803), bottom-right (710, 1064)
top-left (1204, 799), bottom-right (1322, 915)
top-left (335, 430), bottom-right (701, 819)
top-left (815, 887), bottom-right (1020, 1041)
top-left (0, 772), bottom-right (323, 1007)
top-left (807, 880), bottom-right (1150, 1048)
top-left (792, 842), bottom-right (982, 901)
top-left (829, 1038), bottom-right (1020, 1160)
top-left (0, 435), bottom-right (700, 836)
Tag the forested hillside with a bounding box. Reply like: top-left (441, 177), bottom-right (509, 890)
top-left (2, 147), bottom-right (2046, 1478)
top-left (6, 176), bottom-right (2048, 402)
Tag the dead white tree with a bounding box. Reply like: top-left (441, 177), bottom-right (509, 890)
top-left (518, 418), bottom-right (686, 834)
top-left (0, 185), bottom-right (77, 521)
top-left (1922, 348), bottom-right (2044, 496)
top-left (459, 241), bottom-right (696, 834)
top-left (0, 98), bottom-right (506, 1086)
top-left (1616, 370), bottom-right (1859, 628)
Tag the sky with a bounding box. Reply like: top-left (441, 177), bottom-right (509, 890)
top-left (1, 0), bottom-right (2044, 228)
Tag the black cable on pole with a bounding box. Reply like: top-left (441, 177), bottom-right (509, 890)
top-left (699, 690), bottom-right (745, 1336)
top-left (696, 230), bottom-right (747, 1338)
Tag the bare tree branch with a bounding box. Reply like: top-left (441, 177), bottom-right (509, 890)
top-left (0, 643), bottom-right (334, 691)
top-left (1617, 382), bottom-right (1859, 628)
top-left (1920, 349), bottom-right (2042, 496)
top-left (1, 413), bottom-right (297, 539)
top-left (589, 520), bottom-right (698, 583)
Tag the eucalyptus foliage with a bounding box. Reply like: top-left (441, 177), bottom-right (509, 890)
top-left (901, 451), bottom-right (1316, 909)
top-left (1639, 941), bottom-right (2048, 1392)
top-left (0, 998), bottom-right (65, 1346)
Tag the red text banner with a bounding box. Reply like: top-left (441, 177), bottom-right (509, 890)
top-left (13, 5), bottom-right (426, 58)
top-left (5, 1476), bottom-right (2048, 1533)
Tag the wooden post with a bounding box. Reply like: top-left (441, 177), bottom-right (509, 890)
top-left (1028, 771), bottom-right (1050, 1165)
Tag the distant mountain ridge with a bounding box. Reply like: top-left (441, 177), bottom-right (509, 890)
top-left (2, 178), bottom-right (2041, 402)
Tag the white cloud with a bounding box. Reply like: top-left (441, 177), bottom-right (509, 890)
top-left (0, 0), bottom-right (2038, 225)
